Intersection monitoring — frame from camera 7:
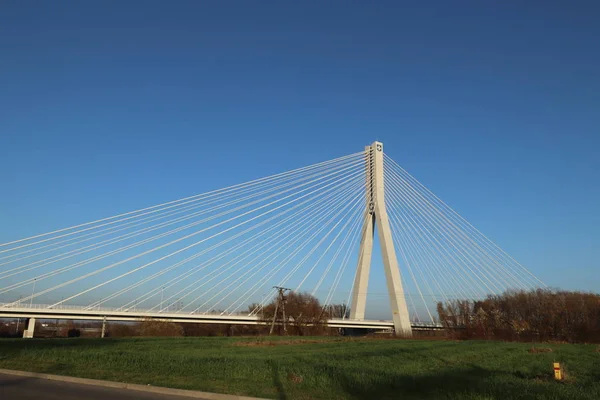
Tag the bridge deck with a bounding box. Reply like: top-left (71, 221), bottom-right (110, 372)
top-left (0, 304), bottom-right (442, 330)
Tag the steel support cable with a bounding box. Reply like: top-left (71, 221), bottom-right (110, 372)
top-left (226, 202), bottom-right (354, 315)
top-left (385, 206), bottom-right (433, 318)
top-left (0, 156), bottom-right (364, 267)
top-left (387, 191), bottom-right (444, 304)
top-left (3, 166), bottom-right (362, 303)
top-left (389, 199), bottom-right (484, 301)
top-left (386, 183), bottom-right (459, 305)
top-left (1, 164), bottom-right (364, 296)
top-left (342, 221), bottom-right (363, 318)
top-left (327, 212), bottom-right (361, 299)
top-left (387, 205), bottom-right (435, 321)
top-left (29, 167), bottom-right (365, 308)
top-left (134, 173), bottom-right (363, 311)
top-left (388, 196), bottom-right (446, 303)
top-left (86, 194), bottom-right (306, 309)
top-left (0, 151), bottom-right (364, 252)
top-left (320, 208), bottom-right (364, 308)
top-left (386, 153), bottom-right (515, 264)
top-left (153, 178), bottom-right (364, 313)
top-left (387, 188), bottom-right (444, 303)
top-left (192, 185), bottom-right (365, 314)
top-left (130, 190), bottom-right (352, 308)
top-left (321, 243), bottom-right (355, 308)
top-left (385, 166), bottom-right (526, 292)
top-left (392, 181), bottom-right (528, 294)
top-left (0, 160), bottom-right (341, 264)
top-left (82, 164), bottom-right (364, 309)
top-left (386, 187), bottom-right (475, 301)
top-left (174, 185), bottom-right (358, 314)
top-left (320, 247), bottom-right (354, 308)
top-left (249, 194), bottom-right (365, 312)
top-left (0, 194), bottom-right (225, 268)
top-left (385, 182), bottom-right (472, 302)
top-left (390, 217), bottom-right (436, 322)
top-left (239, 193), bottom-right (369, 316)
top-left (145, 196), bottom-right (351, 312)
top-left (384, 167), bottom-right (503, 294)
top-left (0, 196), bottom-right (242, 276)
top-left (120, 177), bottom-right (363, 312)
top-left (0, 159), bottom-right (364, 279)
top-left (295, 201), bottom-right (364, 292)
top-left (384, 155), bottom-right (545, 287)
top-left (275, 195), bottom-right (364, 292)
top-left (385, 164), bottom-right (528, 290)
top-left (390, 177), bottom-right (506, 314)
top-left (97, 176), bottom-right (363, 310)
top-left (389, 204), bottom-right (465, 304)
top-left (387, 203), bottom-right (442, 306)
top-left (385, 175), bottom-right (483, 300)
top-left (387, 179), bottom-right (498, 298)
top-left (153, 186), bottom-right (356, 313)
top-left (386, 155), bottom-right (538, 286)
top-left (311, 206), bottom-right (364, 297)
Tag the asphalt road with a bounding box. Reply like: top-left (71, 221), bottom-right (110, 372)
top-left (0, 373), bottom-right (211, 400)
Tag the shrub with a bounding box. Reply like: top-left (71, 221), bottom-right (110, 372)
top-left (67, 328), bottom-right (81, 338)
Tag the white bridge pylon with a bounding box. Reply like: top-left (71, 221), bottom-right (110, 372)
top-left (350, 142), bottom-right (412, 336)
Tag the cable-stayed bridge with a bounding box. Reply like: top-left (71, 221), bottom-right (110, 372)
top-left (0, 142), bottom-right (544, 337)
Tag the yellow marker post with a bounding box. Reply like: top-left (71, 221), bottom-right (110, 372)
top-left (553, 363), bottom-right (563, 380)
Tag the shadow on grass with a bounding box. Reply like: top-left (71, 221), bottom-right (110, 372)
top-left (308, 361), bottom-right (586, 400)
top-left (267, 360), bottom-right (287, 400)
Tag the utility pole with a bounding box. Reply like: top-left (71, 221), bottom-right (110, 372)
top-left (269, 286), bottom-right (291, 336)
top-left (101, 317), bottom-right (107, 338)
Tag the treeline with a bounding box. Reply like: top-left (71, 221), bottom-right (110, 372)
top-left (437, 289), bottom-right (600, 343)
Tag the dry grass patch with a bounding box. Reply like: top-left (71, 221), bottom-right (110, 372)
top-left (528, 346), bottom-right (553, 354)
top-left (234, 338), bottom-right (333, 347)
top-left (287, 372), bottom-right (304, 384)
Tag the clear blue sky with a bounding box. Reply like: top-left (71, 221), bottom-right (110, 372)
top-left (1, 1), bottom-right (598, 303)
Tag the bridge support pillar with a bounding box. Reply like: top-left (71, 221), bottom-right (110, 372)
top-left (23, 318), bottom-right (36, 338)
top-left (350, 141), bottom-right (412, 337)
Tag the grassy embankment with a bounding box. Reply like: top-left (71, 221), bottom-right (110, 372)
top-left (0, 336), bottom-right (598, 399)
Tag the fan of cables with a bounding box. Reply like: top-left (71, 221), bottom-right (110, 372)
top-left (0, 152), bottom-right (366, 316)
top-left (384, 154), bottom-right (545, 322)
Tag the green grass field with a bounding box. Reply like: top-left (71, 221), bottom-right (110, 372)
top-left (0, 336), bottom-right (598, 399)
